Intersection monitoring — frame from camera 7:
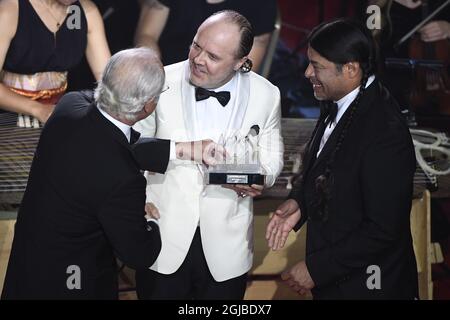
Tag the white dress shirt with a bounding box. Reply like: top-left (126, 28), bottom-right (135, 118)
top-left (317, 75), bottom-right (375, 156)
top-left (194, 76), bottom-right (237, 142)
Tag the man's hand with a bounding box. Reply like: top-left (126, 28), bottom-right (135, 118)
top-left (420, 21), bottom-right (450, 42)
top-left (281, 261), bottom-right (315, 296)
top-left (200, 139), bottom-right (226, 166)
top-left (222, 184), bottom-right (264, 198)
top-left (145, 202), bottom-right (160, 220)
top-left (266, 199), bottom-right (301, 251)
top-left (394, 0), bottom-right (422, 9)
top-left (175, 140), bottom-right (226, 165)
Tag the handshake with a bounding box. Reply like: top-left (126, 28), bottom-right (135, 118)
top-left (175, 140), bottom-right (226, 166)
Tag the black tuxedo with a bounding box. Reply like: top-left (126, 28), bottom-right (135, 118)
top-left (290, 80), bottom-right (419, 299)
top-left (1, 91), bottom-right (170, 300)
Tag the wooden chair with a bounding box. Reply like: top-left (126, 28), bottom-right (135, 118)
top-left (410, 190), bottom-right (444, 300)
top-left (0, 219), bottom-right (16, 294)
top-left (246, 199), bottom-right (310, 300)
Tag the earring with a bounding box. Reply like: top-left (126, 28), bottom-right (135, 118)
top-left (239, 59), bottom-right (252, 73)
top-left (241, 64), bottom-right (250, 73)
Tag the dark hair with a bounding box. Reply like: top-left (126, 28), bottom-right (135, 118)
top-left (307, 19), bottom-right (376, 221)
top-left (309, 19), bottom-right (377, 75)
top-left (211, 10), bottom-right (254, 73)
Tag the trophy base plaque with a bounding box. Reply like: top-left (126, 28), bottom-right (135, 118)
top-left (206, 164), bottom-right (265, 185)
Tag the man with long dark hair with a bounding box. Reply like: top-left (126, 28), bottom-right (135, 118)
top-left (266, 19), bottom-right (418, 299)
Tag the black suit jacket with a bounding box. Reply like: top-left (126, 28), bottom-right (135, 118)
top-left (290, 80), bottom-right (419, 299)
top-left (1, 91), bottom-right (170, 300)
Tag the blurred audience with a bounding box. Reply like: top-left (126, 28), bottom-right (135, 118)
top-left (68, 0), bottom-right (142, 91)
top-left (371, 0), bottom-right (450, 57)
top-left (134, 0), bottom-right (277, 73)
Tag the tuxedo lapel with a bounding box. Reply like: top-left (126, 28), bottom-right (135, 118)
top-left (224, 71), bottom-right (250, 136)
top-left (180, 61), bottom-right (197, 141)
top-left (302, 117), bottom-right (327, 177)
top-left (310, 79), bottom-right (379, 173)
top-left (88, 104), bottom-right (130, 150)
top-left (311, 108), bottom-right (350, 172)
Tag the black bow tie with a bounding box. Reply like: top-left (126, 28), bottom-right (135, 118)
top-left (130, 128), bottom-right (141, 145)
top-left (195, 87), bottom-right (231, 107)
top-left (321, 102), bottom-right (338, 128)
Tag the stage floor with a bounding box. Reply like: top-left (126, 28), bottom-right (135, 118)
top-left (0, 198), bottom-right (310, 300)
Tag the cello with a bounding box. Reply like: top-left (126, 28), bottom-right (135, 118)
top-left (398, 0), bottom-right (450, 115)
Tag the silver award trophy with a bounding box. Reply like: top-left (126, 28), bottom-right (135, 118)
top-left (205, 125), bottom-right (265, 185)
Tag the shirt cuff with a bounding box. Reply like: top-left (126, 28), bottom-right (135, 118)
top-left (146, 217), bottom-right (159, 225)
top-left (169, 141), bottom-right (176, 160)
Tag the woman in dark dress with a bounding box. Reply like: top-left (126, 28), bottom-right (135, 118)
top-left (0, 0), bottom-right (110, 127)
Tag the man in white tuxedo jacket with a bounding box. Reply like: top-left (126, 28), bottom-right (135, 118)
top-left (134, 10), bottom-right (283, 299)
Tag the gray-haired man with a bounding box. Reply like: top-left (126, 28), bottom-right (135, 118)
top-left (1, 48), bottom-right (222, 300)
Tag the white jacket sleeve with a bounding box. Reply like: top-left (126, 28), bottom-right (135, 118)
top-left (259, 88), bottom-right (284, 188)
